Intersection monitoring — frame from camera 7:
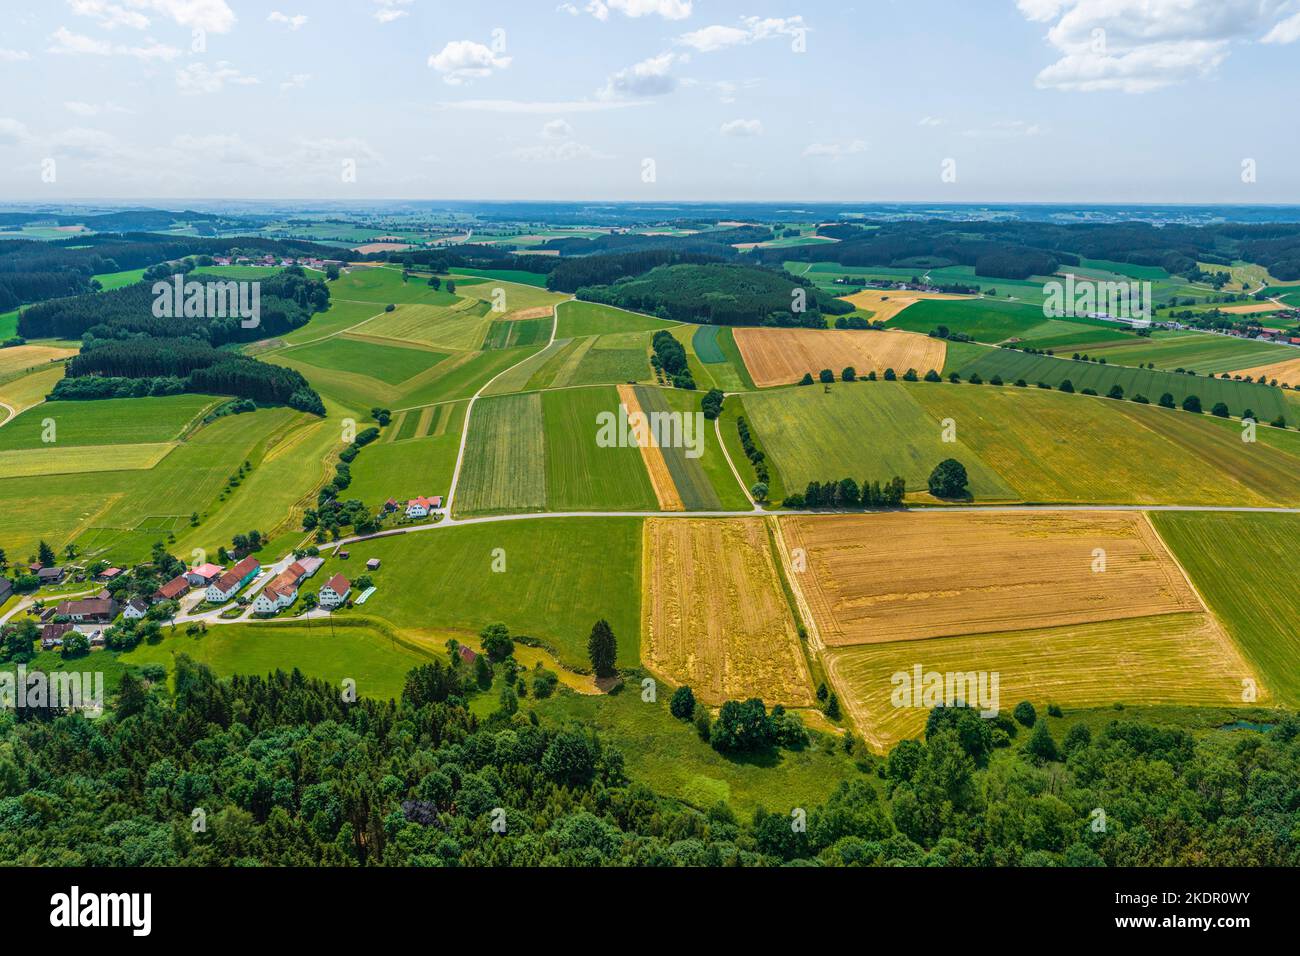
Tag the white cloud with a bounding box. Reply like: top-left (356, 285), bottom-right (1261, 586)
top-left (720, 118), bottom-right (762, 136)
top-left (372, 0), bottom-right (412, 23)
top-left (436, 98), bottom-right (645, 113)
top-left (918, 115), bottom-right (944, 127)
top-left (597, 51), bottom-right (683, 99)
top-left (268, 11), bottom-right (308, 30)
top-left (803, 139), bottom-right (868, 158)
top-left (542, 118), bottom-right (574, 139)
top-left (512, 140), bottom-right (611, 162)
top-left (280, 72), bottom-right (311, 91)
top-left (678, 15), bottom-right (806, 52)
top-left (175, 61), bottom-right (260, 94)
top-left (0, 118), bottom-right (32, 148)
top-left (1262, 10), bottom-right (1300, 43)
top-left (48, 26), bottom-right (181, 59)
top-left (962, 119), bottom-right (1044, 137)
top-left (64, 100), bottom-right (132, 116)
top-left (428, 40), bottom-right (512, 86)
top-left (67, 1), bottom-right (150, 30)
top-left (581, 0), bottom-right (692, 20)
top-left (0, 48), bottom-right (30, 62)
top-left (1019, 0), bottom-right (1300, 93)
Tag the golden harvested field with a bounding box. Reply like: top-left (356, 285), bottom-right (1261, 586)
top-left (617, 385), bottom-right (683, 511)
top-left (840, 288), bottom-right (970, 322)
top-left (825, 613), bottom-right (1262, 751)
top-left (0, 366), bottom-right (63, 422)
top-left (1230, 355), bottom-right (1300, 386)
top-left (732, 327), bottom-right (947, 387)
top-left (642, 518), bottom-right (814, 706)
top-left (0, 344), bottom-right (77, 378)
top-left (1221, 302), bottom-right (1284, 315)
top-left (780, 511), bottom-right (1202, 647)
top-left (0, 442), bottom-right (175, 478)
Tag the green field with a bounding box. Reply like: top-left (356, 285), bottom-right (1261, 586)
top-left (541, 386), bottom-right (658, 511)
top-left (280, 336), bottom-right (446, 385)
top-left (642, 386), bottom-right (751, 510)
top-left (328, 266), bottom-right (458, 305)
top-left (92, 267), bottom-right (147, 291)
top-left (312, 517), bottom-right (643, 670)
top-left (0, 393), bottom-right (216, 450)
top-left (1152, 512), bottom-right (1300, 705)
top-left (349, 402), bottom-right (467, 503)
top-left (1078, 330), bottom-right (1294, 374)
top-left (950, 347), bottom-right (1290, 421)
top-left (0, 310), bottom-right (17, 339)
top-left (455, 392), bottom-right (547, 515)
top-left (353, 299), bottom-right (493, 351)
top-left (910, 383), bottom-right (1300, 505)
top-left (482, 316), bottom-right (552, 350)
top-left (121, 620), bottom-right (432, 702)
top-left (886, 298), bottom-right (1081, 343)
top-left (556, 301), bottom-right (677, 338)
top-left (744, 383), bottom-right (1017, 500)
top-left (451, 267), bottom-right (549, 288)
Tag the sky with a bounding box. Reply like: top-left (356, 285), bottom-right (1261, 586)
top-left (0, 0), bottom-right (1299, 203)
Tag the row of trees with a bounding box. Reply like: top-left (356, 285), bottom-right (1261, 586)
top-left (783, 476), bottom-right (907, 510)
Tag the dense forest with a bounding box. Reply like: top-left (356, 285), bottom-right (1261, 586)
top-left (55, 338), bottom-right (325, 414)
top-left (0, 655), bottom-right (1295, 866)
top-left (19, 268), bottom-right (329, 344)
top-left (0, 232), bottom-right (339, 311)
top-left (577, 263), bottom-right (852, 328)
top-left (766, 220), bottom-right (1300, 282)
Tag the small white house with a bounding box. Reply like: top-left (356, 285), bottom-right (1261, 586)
top-left (123, 598), bottom-right (149, 621)
top-left (319, 573), bottom-right (351, 609)
top-left (404, 495), bottom-right (443, 519)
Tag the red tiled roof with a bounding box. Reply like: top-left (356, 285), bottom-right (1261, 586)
top-left (211, 556), bottom-right (260, 593)
top-left (156, 575), bottom-right (191, 600)
top-left (324, 573), bottom-right (350, 594)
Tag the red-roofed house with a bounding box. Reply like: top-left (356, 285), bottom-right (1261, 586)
top-left (154, 575), bottom-right (191, 603)
top-left (206, 557), bottom-right (261, 603)
top-left (319, 574), bottom-right (351, 609)
top-left (185, 563), bottom-right (225, 587)
top-left (405, 495), bottom-right (443, 519)
top-left (252, 561), bottom-right (309, 614)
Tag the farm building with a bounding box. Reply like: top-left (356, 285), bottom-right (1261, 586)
top-left (99, 567), bottom-right (122, 581)
top-left (404, 496), bottom-right (443, 519)
top-left (154, 575), bottom-right (191, 602)
top-left (457, 645), bottom-right (479, 665)
top-left (296, 556), bottom-right (324, 578)
top-left (251, 561), bottom-right (311, 615)
top-left (185, 563), bottom-right (225, 587)
top-left (123, 598), bottom-right (149, 620)
top-left (319, 574), bottom-right (351, 609)
top-left (54, 598), bottom-right (117, 624)
top-left (37, 566), bottom-right (66, 585)
top-left (205, 557), bottom-right (261, 603)
top-left (40, 622), bottom-right (72, 650)
top-left (366, 558), bottom-right (381, 570)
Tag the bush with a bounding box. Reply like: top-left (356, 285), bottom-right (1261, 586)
top-left (1182, 395), bottom-right (1202, 413)
top-left (1211, 401), bottom-right (1230, 417)
top-left (1013, 700), bottom-right (1037, 727)
top-left (669, 685), bottom-right (696, 720)
top-left (819, 369), bottom-right (834, 384)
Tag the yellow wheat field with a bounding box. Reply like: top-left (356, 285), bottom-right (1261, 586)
top-left (642, 518), bottom-right (814, 706)
top-left (779, 511), bottom-right (1203, 647)
top-left (1229, 355), bottom-right (1300, 386)
top-left (825, 613), bottom-right (1262, 751)
top-left (616, 385), bottom-right (683, 511)
top-left (732, 327), bottom-right (947, 387)
top-left (840, 288), bottom-right (970, 323)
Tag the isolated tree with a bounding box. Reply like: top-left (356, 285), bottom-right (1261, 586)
top-left (1211, 402), bottom-right (1230, 417)
top-left (37, 540), bottom-right (55, 567)
top-left (669, 685), bottom-right (696, 720)
top-left (1013, 700), bottom-right (1037, 727)
top-left (928, 458), bottom-right (969, 499)
top-left (1182, 394), bottom-right (1202, 413)
top-left (480, 622), bottom-right (514, 662)
top-left (750, 482), bottom-right (768, 503)
top-left (883, 367), bottom-right (897, 381)
top-left (819, 368), bottom-right (834, 384)
top-left (1058, 379), bottom-right (1074, 393)
top-left (799, 373), bottom-right (814, 386)
top-left (842, 366), bottom-right (856, 382)
top-left (587, 619), bottom-right (617, 677)
top-left (824, 692), bottom-right (841, 720)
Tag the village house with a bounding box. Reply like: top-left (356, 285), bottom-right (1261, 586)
top-left (185, 563), bottom-right (225, 587)
top-left (37, 566), bottom-right (66, 585)
top-left (458, 644), bottom-right (479, 666)
top-left (205, 556), bottom-right (261, 603)
top-left (123, 598), bottom-right (149, 621)
top-left (99, 567), bottom-right (122, 581)
top-left (405, 495), bottom-right (443, 519)
top-left (55, 597), bottom-right (117, 624)
top-left (40, 622), bottom-right (72, 650)
top-left (154, 574), bottom-right (191, 603)
top-left (251, 561), bottom-right (310, 615)
top-left (319, 574), bottom-right (351, 609)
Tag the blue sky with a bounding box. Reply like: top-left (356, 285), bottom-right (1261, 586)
top-left (1, 0), bottom-right (1298, 202)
